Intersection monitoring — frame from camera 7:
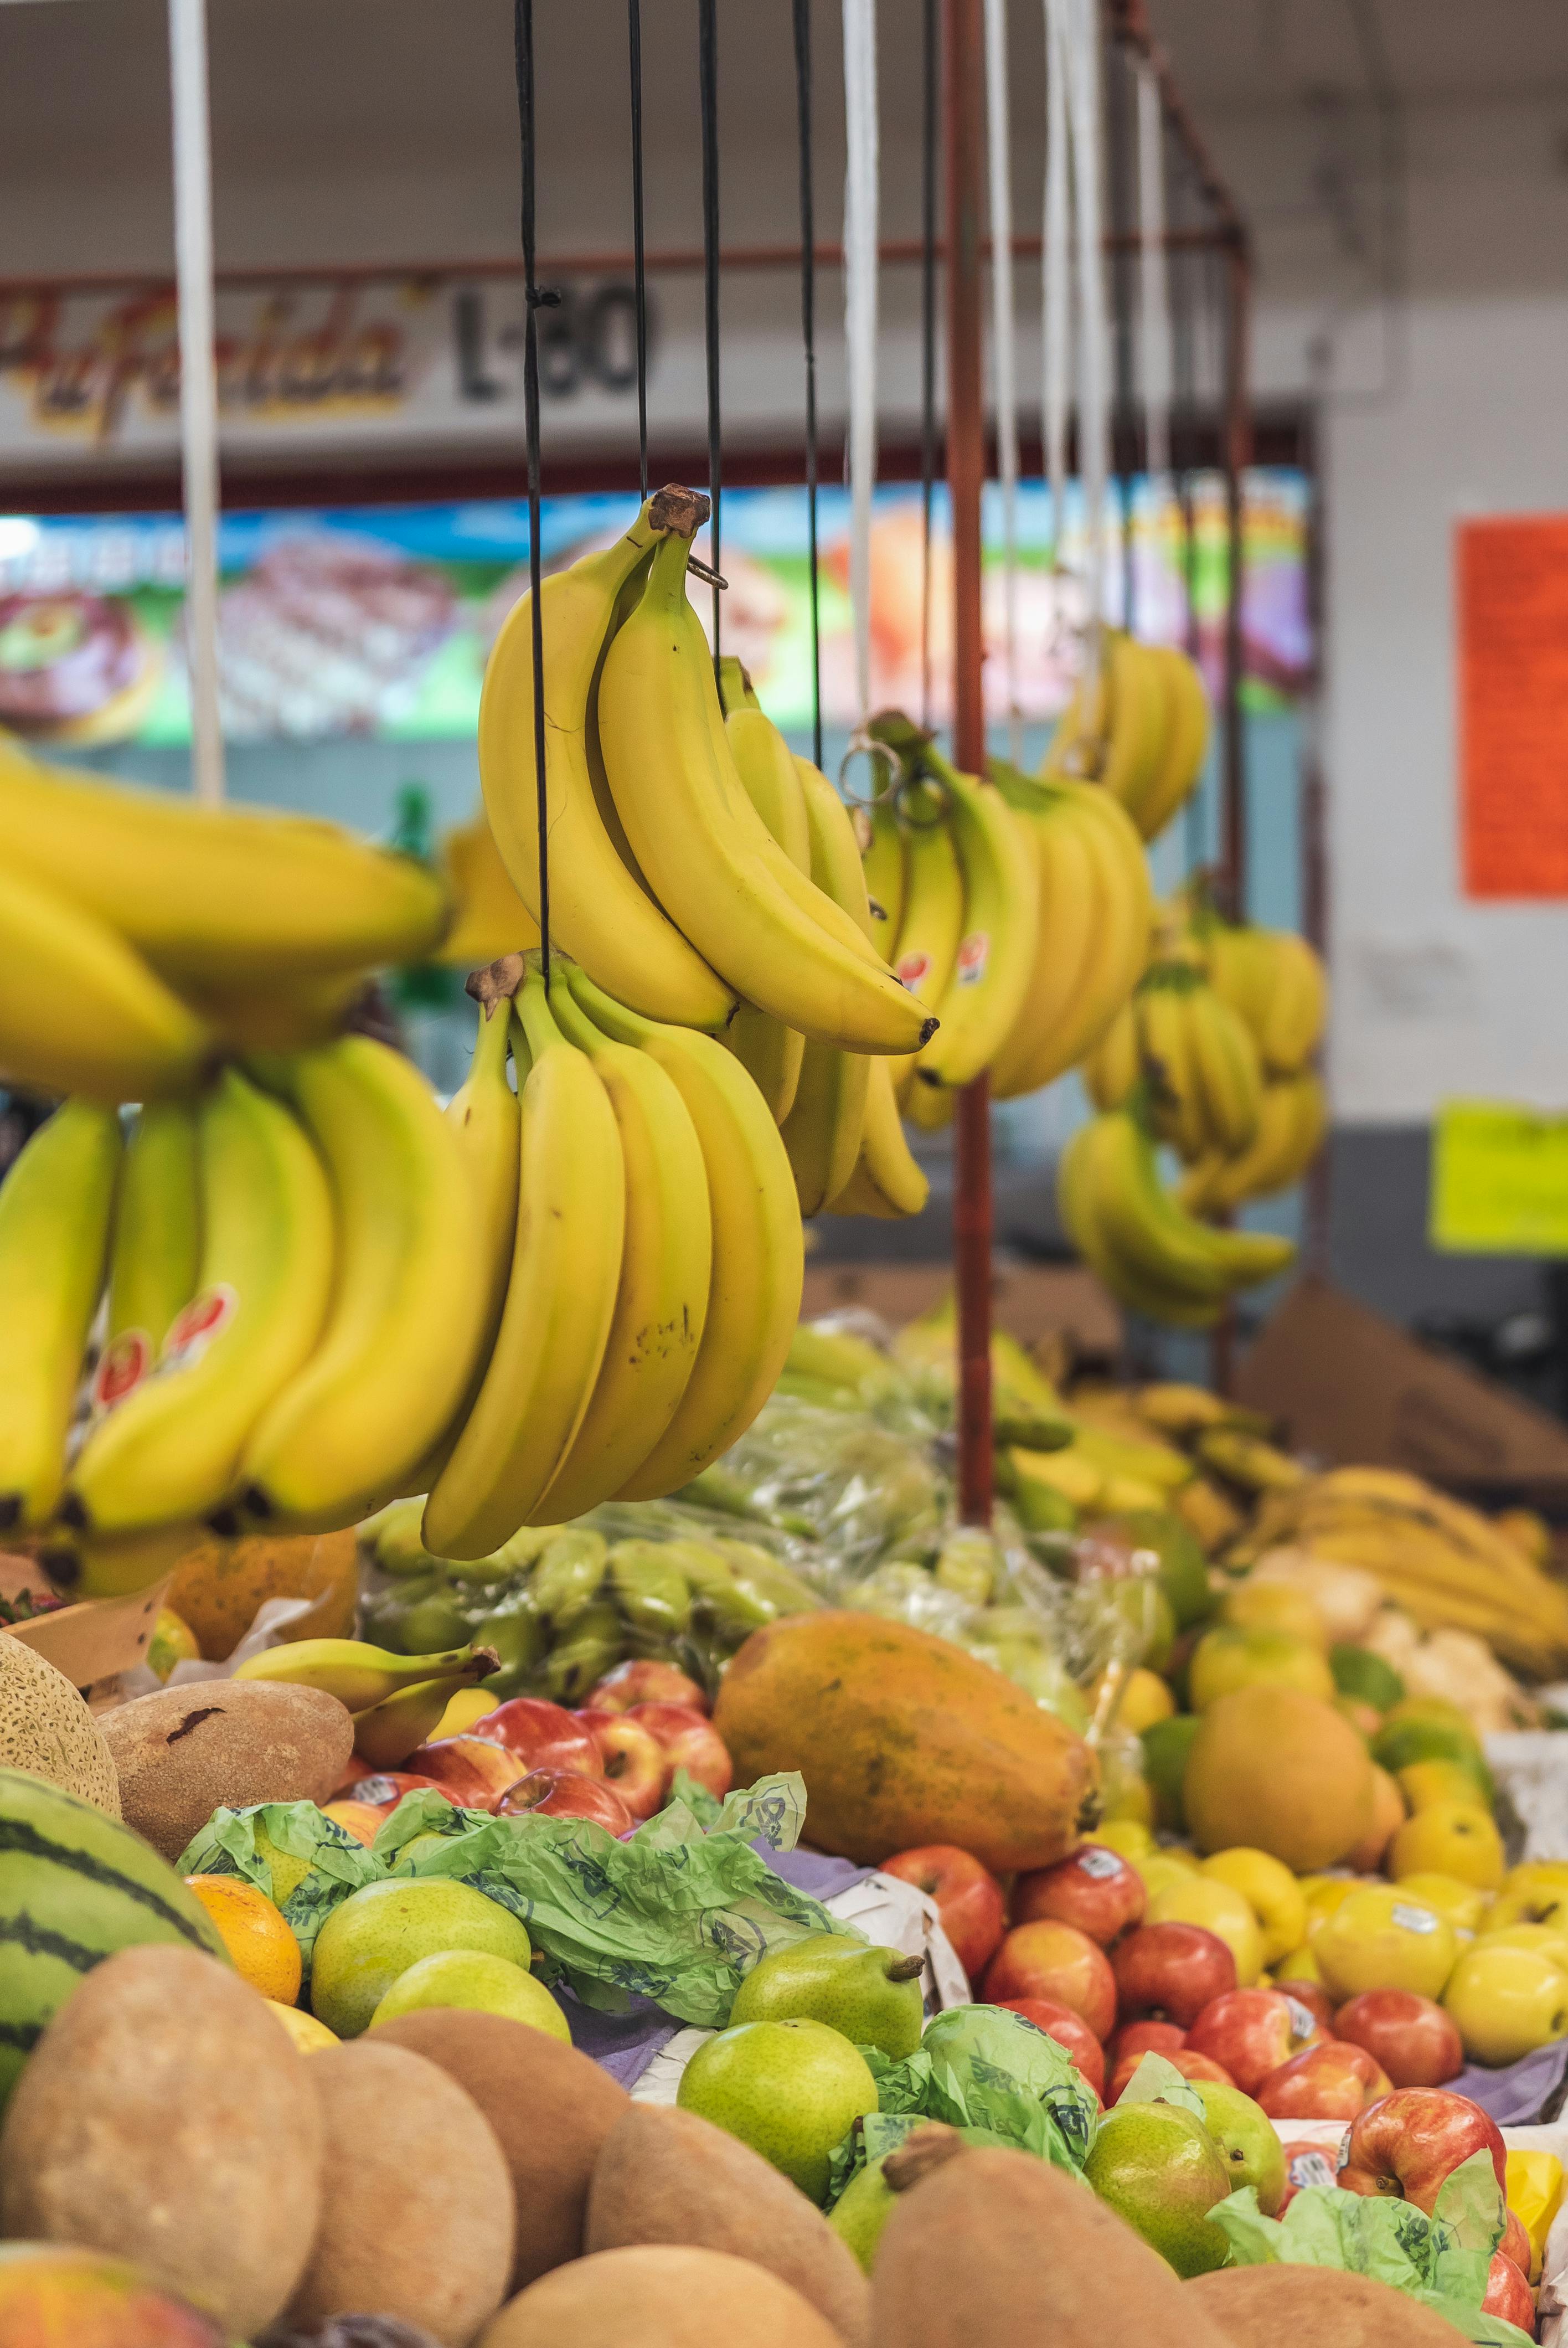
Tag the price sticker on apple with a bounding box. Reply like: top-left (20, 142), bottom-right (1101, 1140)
top-left (1077, 1848), bottom-right (1126, 1881)
top-left (1286, 2149), bottom-right (1338, 2193)
top-left (1284, 1996), bottom-right (1318, 2041)
top-left (1391, 1903), bottom-right (1443, 1933)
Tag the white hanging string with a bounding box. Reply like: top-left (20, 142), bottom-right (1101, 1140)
top-left (983, 0), bottom-right (1020, 762)
top-left (1065, 0), bottom-right (1110, 689)
top-left (167, 0), bottom-right (224, 806)
top-left (842, 0), bottom-right (879, 726)
top-left (1041, 0), bottom-right (1072, 567)
top-left (1136, 59), bottom-right (1172, 487)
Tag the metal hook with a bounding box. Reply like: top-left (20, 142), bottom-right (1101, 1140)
top-left (688, 555), bottom-right (728, 589)
top-left (837, 729), bottom-right (901, 807)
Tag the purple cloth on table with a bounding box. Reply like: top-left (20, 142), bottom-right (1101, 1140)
top-left (551, 1846), bottom-right (874, 2092)
top-left (1446, 2039), bottom-right (1568, 2126)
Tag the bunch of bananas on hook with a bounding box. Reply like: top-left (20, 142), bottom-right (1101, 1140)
top-left (1042, 625), bottom-right (1210, 842)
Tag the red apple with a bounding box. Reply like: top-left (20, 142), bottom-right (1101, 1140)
top-left (1273, 1978), bottom-right (1336, 2034)
top-left (589, 1659), bottom-right (710, 1716)
top-left (346, 1770), bottom-right (447, 1808)
top-left (1339, 2088), bottom-right (1507, 2213)
top-left (995, 1997), bottom-right (1106, 2097)
top-left (982, 1922), bottom-right (1117, 2041)
top-left (1012, 1844), bottom-right (1146, 1948)
top-left (1502, 2208), bottom-right (1533, 2280)
top-left (1483, 2250), bottom-right (1535, 2332)
top-left (1106, 2018), bottom-right (1187, 2076)
top-left (1111, 1923), bottom-right (1237, 2030)
top-left (404, 1734), bottom-right (529, 1808)
top-left (575, 1708), bottom-right (669, 1821)
top-left (1258, 2041), bottom-right (1394, 2123)
top-left (1109, 2044), bottom-right (1236, 2104)
top-left (1332, 1991), bottom-right (1464, 2092)
top-left (627, 1703), bottom-right (733, 1799)
top-left (495, 1768), bottom-right (637, 1834)
top-left (469, 1697), bottom-right (604, 1778)
top-left (1276, 2140), bottom-right (1342, 2214)
top-left (1185, 1987), bottom-right (1327, 2098)
top-left (880, 1845), bottom-right (1008, 1980)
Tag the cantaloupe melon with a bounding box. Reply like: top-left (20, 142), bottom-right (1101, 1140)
top-left (0, 1638), bottom-right (118, 1815)
top-left (713, 1613), bottom-right (1097, 1872)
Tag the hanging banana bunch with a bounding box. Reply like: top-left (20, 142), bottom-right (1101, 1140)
top-left (1179, 1070), bottom-right (1327, 1215)
top-left (1203, 916), bottom-right (1329, 1075)
top-left (1041, 627), bottom-right (1210, 842)
top-left (1083, 957), bottom-right (1264, 1164)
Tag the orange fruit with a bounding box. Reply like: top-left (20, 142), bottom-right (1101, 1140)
top-left (184, 1875), bottom-right (303, 2005)
top-left (167, 1528), bottom-right (359, 1660)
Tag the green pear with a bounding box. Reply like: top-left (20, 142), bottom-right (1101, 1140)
top-left (310, 1877), bottom-right (532, 2037)
top-left (678, 2018), bottom-right (879, 2205)
top-left (1082, 2102), bottom-right (1232, 2277)
top-left (728, 1933), bottom-right (926, 2059)
top-left (1191, 2078), bottom-right (1286, 2216)
top-left (828, 2124), bottom-right (973, 2273)
top-left (369, 1949), bottom-right (570, 2043)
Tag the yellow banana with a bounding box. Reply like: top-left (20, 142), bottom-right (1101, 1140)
top-left (1136, 972), bottom-right (1209, 1161)
top-left (860, 799), bottom-right (907, 944)
top-left (1184, 986), bottom-right (1264, 1156)
top-left (1055, 1114), bottom-right (1221, 1329)
top-left (885, 781), bottom-right (964, 1095)
top-left (106, 1101), bottom-right (200, 1372)
top-left (1260, 933), bottom-right (1329, 1074)
top-left (447, 987), bottom-right (522, 1348)
top-left (597, 520), bottom-right (930, 1054)
top-left (793, 756), bottom-right (879, 946)
top-left (1044, 631), bottom-right (1166, 824)
top-left (777, 756), bottom-right (883, 1212)
top-left (911, 754), bottom-right (1036, 1091)
top-left (822, 1054), bottom-right (930, 1219)
top-left (38, 1521), bottom-right (201, 1603)
top-left (1136, 645), bottom-right (1210, 841)
top-left (233, 1635), bottom-right (496, 1712)
top-left (904, 1077), bottom-right (956, 1133)
top-left (424, 969), bottom-right (624, 1558)
top-left (479, 489), bottom-right (734, 1031)
top-left (1180, 1071), bottom-right (1325, 1214)
top-left (1061, 1109), bottom-right (1294, 1312)
top-left (0, 1100), bottom-right (121, 1531)
top-left (435, 810), bottom-right (540, 968)
top-left (717, 665), bottom-right (810, 1125)
top-left (178, 969), bottom-right (367, 1053)
top-left (66, 1068), bottom-right (334, 1536)
top-left (568, 967), bottom-right (803, 1498)
top-left (238, 1036), bottom-right (489, 1532)
top-left (0, 859), bottom-right (214, 1105)
top-left (0, 735), bottom-right (449, 982)
top-left (350, 1671), bottom-right (498, 1767)
top-left (1083, 999), bottom-right (1139, 1113)
top-left (540, 970), bottom-right (712, 1518)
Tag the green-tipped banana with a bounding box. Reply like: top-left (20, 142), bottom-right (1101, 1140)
top-left (349, 1669), bottom-right (498, 1767)
top-left (232, 1635), bottom-right (499, 1712)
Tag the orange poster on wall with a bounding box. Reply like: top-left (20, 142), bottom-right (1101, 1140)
top-left (1458, 513), bottom-right (1568, 897)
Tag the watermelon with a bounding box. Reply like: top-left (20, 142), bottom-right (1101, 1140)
top-left (0, 1767), bottom-right (229, 2105)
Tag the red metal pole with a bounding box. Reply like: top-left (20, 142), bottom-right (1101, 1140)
top-left (945, 0), bottom-right (993, 1528)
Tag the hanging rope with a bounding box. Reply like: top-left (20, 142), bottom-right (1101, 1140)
top-left (1066, 0), bottom-right (1110, 693)
top-left (841, 0), bottom-right (878, 729)
top-left (628, 0), bottom-right (648, 501)
top-left (698, 0), bottom-right (722, 667)
top-left (1041, 0), bottom-right (1072, 574)
top-left (919, 0), bottom-right (938, 733)
top-left (1136, 58), bottom-right (1172, 486)
top-left (792, 0), bottom-right (822, 770)
top-left (514, 0), bottom-right (556, 979)
top-left (983, 0), bottom-right (1021, 762)
top-left (167, 0), bottom-right (224, 805)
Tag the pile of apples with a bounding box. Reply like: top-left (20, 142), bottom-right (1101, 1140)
top-left (324, 1660), bottom-right (733, 1842)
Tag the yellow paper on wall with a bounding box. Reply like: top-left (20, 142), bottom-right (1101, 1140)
top-left (1430, 1099), bottom-right (1568, 1255)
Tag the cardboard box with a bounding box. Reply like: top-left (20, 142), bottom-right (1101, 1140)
top-left (800, 1257), bottom-right (1122, 1362)
top-left (1237, 1276), bottom-right (1568, 1508)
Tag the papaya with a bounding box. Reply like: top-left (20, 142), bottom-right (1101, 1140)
top-left (713, 1612), bottom-right (1097, 1872)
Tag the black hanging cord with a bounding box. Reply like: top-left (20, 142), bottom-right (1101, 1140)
top-left (792, 0), bottom-right (822, 771)
top-left (698, 0), bottom-right (722, 669)
top-left (918, 0), bottom-right (938, 733)
top-left (514, 0), bottom-right (559, 979)
top-left (628, 0), bottom-right (649, 501)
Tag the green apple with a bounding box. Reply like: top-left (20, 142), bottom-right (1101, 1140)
top-left (1443, 1944), bottom-right (1568, 2067)
top-left (369, 1949), bottom-right (570, 2042)
top-left (678, 2018), bottom-right (879, 2204)
top-left (1192, 2078), bottom-right (1286, 2216)
top-left (729, 1933), bottom-right (925, 2060)
top-left (310, 1877), bottom-right (533, 2038)
top-left (1082, 2102), bottom-right (1232, 2277)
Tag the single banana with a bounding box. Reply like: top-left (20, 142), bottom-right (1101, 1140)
top-left (37, 1520), bottom-right (202, 1603)
top-left (568, 966), bottom-right (803, 1497)
top-left (596, 518), bottom-right (931, 1054)
top-left (539, 970), bottom-right (713, 1518)
top-left (1136, 972), bottom-right (1209, 1162)
top-left (0, 736), bottom-right (450, 982)
top-left (479, 487), bottom-right (734, 1032)
top-left (793, 756), bottom-right (879, 945)
top-left (884, 780), bottom-right (964, 1095)
top-left (233, 1635), bottom-right (496, 1711)
top-left (0, 1100), bottom-right (121, 1531)
top-left (423, 969), bottom-right (625, 1558)
top-left (0, 859), bottom-right (214, 1105)
top-left (988, 774), bottom-right (1101, 1098)
top-left (909, 752), bottom-right (1037, 1092)
top-left (1259, 932), bottom-right (1329, 1074)
top-left (860, 798), bottom-right (907, 943)
top-left (435, 810), bottom-right (540, 968)
top-left (106, 1101), bottom-right (201, 1376)
top-left (1083, 998), bottom-right (1139, 1112)
top-left (350, 1671), bottom-right (498, 1768)
top-left (1137, 646), bottom-right (1210, 841)
top-left (1184, 986), bottom-right (1264, 1157)
top-left (777, 758), bottom-right (880, 1212)
top-left (822, 1053), bottom-right (930, 1218)
top-left (239, 1036), bottom-right (489, 1532)
top-left (718, 663), bottom-right (809, 1125)
top-left (65, 1068), bottom-right (334, 1537)
top-left (904, 1077), bottom-right (957, 1134)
